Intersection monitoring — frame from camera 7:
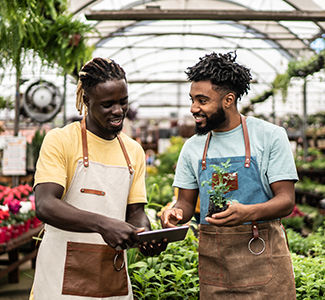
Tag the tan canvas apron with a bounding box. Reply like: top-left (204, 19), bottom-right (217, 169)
top-left (33, 118), bottom-right (135, 299)
top-left (198, 116), bottom-right (296, 299)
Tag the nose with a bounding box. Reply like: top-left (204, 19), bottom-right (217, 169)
top-left (111, 104), bottom-right (123, 115)
top-left (190, 101), bottom-right (200, 114)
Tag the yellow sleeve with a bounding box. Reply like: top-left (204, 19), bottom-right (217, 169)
top-left (127, 142), bottom-right (147, 205)
top-left (174, 187), bottom-right (200, 213)
top-left (34, 128), bottom-right (67, 191)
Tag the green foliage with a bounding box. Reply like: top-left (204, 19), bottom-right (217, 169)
top-left (145, 136), bottom-right (184, 211)
top-left (281, 216), bottom-right (304, 232)
top-left (295, 148), bottom-right (325, 170)
top-left (146, 174), bottom-right (174, 209)
top-left (292, 253), bottom-right (325, 300)
top-left (244, 49), bottom-right (325, 108)
top-left (128, 230), bottom-right (199, 300)
top-left (201, 159), bottom-right (235, 208)
top-left (287, 223), bottom-right (325, 257)
top-left (272, 72), bottom-right (291, 100)
top-left (296, 177), bottom-right (325, 196)
top-left (30, 129), bottom-right (46, 167)
top-left (0, 0), bottom-right (94, 75)
top-left (156, 136), bottom-right (184, 174)
top-left (0, 95), bottom-right (13, 110)
top-left (250, 89), bottom-right (274, 104)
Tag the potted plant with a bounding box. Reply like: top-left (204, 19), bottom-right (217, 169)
top-left (201, 159), bottom-right (237, 217)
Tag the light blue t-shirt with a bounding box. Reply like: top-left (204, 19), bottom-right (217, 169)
top-left (173, 116), bottom-right (298, 199)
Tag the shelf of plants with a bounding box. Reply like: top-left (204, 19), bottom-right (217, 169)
top-left (0, 184), bottom-right (42, 244)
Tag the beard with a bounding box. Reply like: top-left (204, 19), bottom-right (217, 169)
top-left (195, 107), bottom-right (226, 135)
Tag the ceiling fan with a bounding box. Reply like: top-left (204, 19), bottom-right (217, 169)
top-left (23, 80), bottom-right (63, 123)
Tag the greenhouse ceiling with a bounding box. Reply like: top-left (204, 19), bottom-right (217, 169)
top-left (67, 0), bottom-right (325, 120)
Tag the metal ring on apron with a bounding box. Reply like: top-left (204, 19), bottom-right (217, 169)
top-left (113, 252), bottom-right (125, 271)
top-left (248, 237), bottom-right (266, 255)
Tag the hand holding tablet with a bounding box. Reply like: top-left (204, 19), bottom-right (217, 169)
top-left (136, 225), bottom-right (189, 245)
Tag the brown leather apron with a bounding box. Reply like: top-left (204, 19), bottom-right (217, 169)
top-left (198, 116), bottom-right (296, 299)
top-left (33, 117), bottom-right (134, 299)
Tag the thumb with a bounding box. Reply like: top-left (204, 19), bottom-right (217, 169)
top-left (136, 227), bottom-right (146, 233)
top-left (174, 208), bottom-right (183, 220)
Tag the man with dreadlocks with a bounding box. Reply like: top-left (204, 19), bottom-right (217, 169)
top-left (30, 58), bottom-right (166, 300)
top-left (161, 52), bottom-right (297, 299)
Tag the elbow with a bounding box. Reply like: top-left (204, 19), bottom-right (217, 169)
top-left (283, 195), bottom-right (295, 217)
top-left (35, 200), bottom-right (50, 223)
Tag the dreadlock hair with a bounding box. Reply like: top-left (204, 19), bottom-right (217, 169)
top-left (185, 52), bottom-right (252, 101)
top-left (76, 57), bottom-right (126, 115)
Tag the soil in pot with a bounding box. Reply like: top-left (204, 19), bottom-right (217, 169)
top-left (206, 198), bottom-right (228, 217)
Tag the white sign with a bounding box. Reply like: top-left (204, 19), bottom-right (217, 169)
top-left (2, 136), bottom-right (27, 175)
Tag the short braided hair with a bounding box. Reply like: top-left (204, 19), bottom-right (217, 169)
top-left (185, 52), bottom-right (252, 101)
top-left (76, 57), bottom-right (126, 115)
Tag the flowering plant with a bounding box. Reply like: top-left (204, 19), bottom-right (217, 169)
top-left (0, 184), bottom-right (41, 243)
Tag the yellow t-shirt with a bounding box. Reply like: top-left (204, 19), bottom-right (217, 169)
top-left (34, 121), bottom-right (147, 204)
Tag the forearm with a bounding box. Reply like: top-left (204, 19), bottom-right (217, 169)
top-left (172, 188), bottom-right (198, 223)
top-left (247, 193), bottom-right (294, 222)
top-left (126, 203), bottom-right (151, 231)
top-left (173, 198), bottom-right (196, 224)
top-left (36, 195), bottom-right (107, 234)
top-left (207, 181), bottom-right (295, 226)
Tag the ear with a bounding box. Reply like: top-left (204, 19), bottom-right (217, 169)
top-left (223, 92), bottom-right (236, 109)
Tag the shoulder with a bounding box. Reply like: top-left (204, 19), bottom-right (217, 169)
top-left (179, 133), bottom-right (207, 160)
top-left (183, 134), bottom-right (207, 148)
top-left (44, 122), bottom-right (80, 141)
top-left (246, 116), bottom-right (286, 137)
top-left (41, 122), bottom-right (80, 156)
top-left (119, 132), bottom-right (144, 154)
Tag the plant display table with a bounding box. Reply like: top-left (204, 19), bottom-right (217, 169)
top-left (0, 225), bottom-right (43, 283)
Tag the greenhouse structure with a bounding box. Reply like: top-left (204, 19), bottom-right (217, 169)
top-left (0, 1), bottom-right (324, 299)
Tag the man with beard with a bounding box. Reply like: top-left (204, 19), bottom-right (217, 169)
top-left (161, 52), bottom-right (297, 299)
top-left (30, 58), bottom-right (166, 300)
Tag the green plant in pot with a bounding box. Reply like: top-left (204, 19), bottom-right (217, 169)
top-left (201, 159), bottom-right (237, 217)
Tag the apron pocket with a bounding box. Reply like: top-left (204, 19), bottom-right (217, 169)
top-left (62, 241), bottom-right (128, 297)
top-left (199, 227), bottom-right (272, 289)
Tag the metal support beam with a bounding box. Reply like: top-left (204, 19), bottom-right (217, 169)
top-left (85, 9), bottom-right (325, 21)
top-left (128, 79), bottom-right (187, 84)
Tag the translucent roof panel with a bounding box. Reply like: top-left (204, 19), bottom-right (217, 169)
top-left (67, 0), bottom-right (325, 119)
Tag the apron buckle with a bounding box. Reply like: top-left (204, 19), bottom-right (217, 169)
top-left (113, 251), bottom-right (125, 271)
top-left (248, 223), bottom-right (265, 255)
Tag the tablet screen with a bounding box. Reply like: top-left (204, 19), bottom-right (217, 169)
top-left (136, 226), bottom-right (189, 245)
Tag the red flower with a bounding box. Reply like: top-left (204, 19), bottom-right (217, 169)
top-left (0, 210), bottom-right (10, 220)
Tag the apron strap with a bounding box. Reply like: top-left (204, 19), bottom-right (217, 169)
top-left (201, 114), bottom-right (251, 169)
top-left (117, 135), bottom-right (134, 175)
top-left (241, 115), bottom-right (251, 168)
top-left (202, 132), bottom-right (212, 170)
top-left (80, 117), bottom-right (134, 175)
top-left (81, 117), bottom-right (89, 167)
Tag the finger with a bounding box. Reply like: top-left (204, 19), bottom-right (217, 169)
top-left (129, 227), bottom-right (145, 244)
top-left (163, 210), bottom-right (181, 227)
top-left (136, 227), bottom-right (145, 233)
top-left (115, 245), bottom-right (123, 251)
top-left (211, 208), bottom-right (232, 219)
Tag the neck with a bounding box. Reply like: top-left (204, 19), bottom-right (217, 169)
top-left (213, 112), bottom-right (241, 132)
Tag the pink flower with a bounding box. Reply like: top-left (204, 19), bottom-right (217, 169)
top-left (3, 193), bottom-right (14, 205)
top-left (8, 199), bottom-right (21, 214)
top-left (28, 195), bottom-right (35, 210)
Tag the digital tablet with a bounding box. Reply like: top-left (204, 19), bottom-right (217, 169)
top-left (136, 226), bottom-right (189, 245)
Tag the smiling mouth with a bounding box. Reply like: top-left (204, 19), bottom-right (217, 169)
top-left (109, 118), bottom-right (123, 127)
top-left (193, 114), bottom-right (206, 124)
